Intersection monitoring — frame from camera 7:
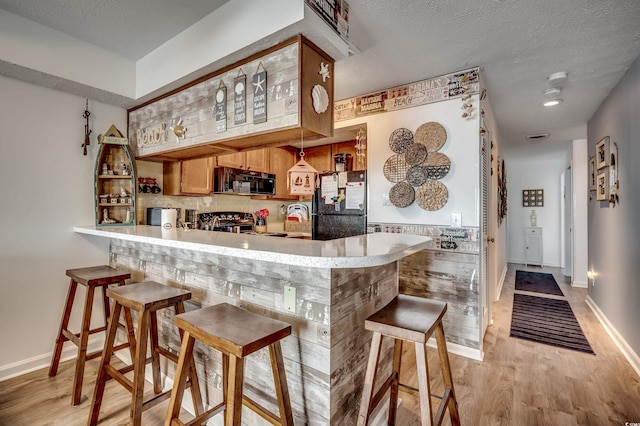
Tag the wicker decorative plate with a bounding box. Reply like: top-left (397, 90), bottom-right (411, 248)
top-left (383, 154), bottom-right (409, 183)
top-left (389, 128), bottom-right (414, 153)
top-left (389, 182), bottom-right (415, 208)
top-left (406, 165), bottom-right (428, 187)
top-left (415, 122), bottom-right (447, 152)
top-left (424, 152), bottom-right (451, 179)
top-left (415, 180), bottom-right (448, 211)
top-left (405, 143), bottom-right (428, 165)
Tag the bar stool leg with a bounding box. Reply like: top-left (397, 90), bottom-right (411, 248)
top-left (415, 342), bottom-right (434, 426)
top-left (165, 332), bottom-right (196, 426)
top-left (435, 323), bottom-right (461, 426)
top-left (357, 332), bottom-right (383, 426)
top-left (49, 279), bottom-right (78, 377)
top-left (88, 303), bottom-right (123, 426)
top-left (269, 341), bottom-right (294, 425)
top-left (225, 355), bottom-right (245, 426)
top-left (71, 283), bottom-right (96, 406)
top-left (130, 310), bottom-right (151, 426)
top-left (150, 311), bottom-right (163, 394)
top-left (387, 339), bottom-right (403, 425)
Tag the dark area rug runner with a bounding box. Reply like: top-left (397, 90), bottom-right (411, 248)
top-left (510, 293), bottom-right (594, 354)
top-left (515, 270), bottom-right (564, 296)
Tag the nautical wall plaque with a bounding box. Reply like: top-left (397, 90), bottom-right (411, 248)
top-left (234, 72), bottom-right (246, 125)
top-left (253, 65), bottom-right (267, 124)
top-left (215, 81), bottom-right (227, 133)
top-left (334, 67), bottom-right (480, 122)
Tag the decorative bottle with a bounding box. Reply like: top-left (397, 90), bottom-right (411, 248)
top-left (530, 210), bottom-right (537, 227)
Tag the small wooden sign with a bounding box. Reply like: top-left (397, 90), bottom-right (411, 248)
top-left (234, 72), bottom-right (247, 125)
top-left (215, 81), bottom-right (227, 133)
top-left (253, 65), bottom-right (267, 124)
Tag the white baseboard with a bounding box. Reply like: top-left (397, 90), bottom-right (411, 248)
top-left (0, 338), bottom-right (105, 382)
top-left (495, 264), bottom-right (507, 301)
top-left (427, 337), bottom-right (483, 361)
top-left (571, 279), bottom-right (588, 288)
top-left (507, 258), bottom-right (561, 268)
top-left (585, 296), bottom-right (640, 378)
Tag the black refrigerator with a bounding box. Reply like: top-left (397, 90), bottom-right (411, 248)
top-left (312, 170), bottom-right (367, 240)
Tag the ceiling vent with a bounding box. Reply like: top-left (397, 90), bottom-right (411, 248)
top-left (526, 133), bottom-right (550, 141)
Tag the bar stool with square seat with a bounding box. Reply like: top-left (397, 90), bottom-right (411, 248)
top-left (49, 265), bottom-right (136, 406)
top-left (165, 303), bottom-right (294, 426)
top-left (88, 281), bottom-right (204, 426)
top-left (357, 294), bottom-right (461, 426)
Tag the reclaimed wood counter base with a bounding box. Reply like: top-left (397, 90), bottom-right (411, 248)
top-left (75, 227), bottom-right (432, 425)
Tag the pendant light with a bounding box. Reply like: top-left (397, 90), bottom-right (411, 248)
top-left (287, 131), bottom-right (318, 195)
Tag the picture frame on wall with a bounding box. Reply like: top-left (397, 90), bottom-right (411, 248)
top-left (596, 170), bottom-right (608, 200)
top-left (589, 155), bottom-right (596, 191)
top-left (596, 136), bottom-right (609, 169)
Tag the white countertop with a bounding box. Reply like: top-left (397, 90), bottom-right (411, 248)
top-left (75, 225), bottom-right (432, 268)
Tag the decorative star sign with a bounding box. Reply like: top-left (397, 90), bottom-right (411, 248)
top-left (253, 75), bottom-right (265, 94)
top-left (319, 62), bottom-right (330, 82)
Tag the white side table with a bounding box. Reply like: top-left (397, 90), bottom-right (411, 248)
top-left (525, 227), bottom-right (542, 266)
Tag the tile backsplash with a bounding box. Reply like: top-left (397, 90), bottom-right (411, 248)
top-left (368, 222), bottom-right (480, 253)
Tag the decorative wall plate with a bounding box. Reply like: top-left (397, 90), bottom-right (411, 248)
top-left (424, 153), bottom-right (451, 179)
top-left (415, 180), bottom-right (448, 211)
top-left (406, 165), bottom-right (428, 186)
top-left (383, 154), bottom-right (409, 183)
top-left (415, 122), bottom-right (447, 152)
top-left (312, 84), bottom-right (329, 114)
top-left (389, 128), bottom-right (414, 153)
top-left (389, 182), bottom-right (415, 208)
top-left (405, 143), bottom-right (428, 165)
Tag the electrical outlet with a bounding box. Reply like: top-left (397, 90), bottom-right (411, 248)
top-left (284, 285), bottom-right (296, 313)
top-left (382, 194), bottom-right (392, 206)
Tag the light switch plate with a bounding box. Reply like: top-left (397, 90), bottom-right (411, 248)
top-left (382, 194), bottom-right (392, 206)
top-left (284, 285), bottom-right (296, 313)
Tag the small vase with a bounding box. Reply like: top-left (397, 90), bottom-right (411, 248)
top-left (255, 218), bottom-right (267, 233)
top-left (530, 210), bottom-right (537, 227)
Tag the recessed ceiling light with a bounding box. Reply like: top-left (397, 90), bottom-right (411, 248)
top-left (544, 87), bottom-right (561, 97)
top-left (548, 71), bottom-right (568, 85)
top-left (543, 99), bottom-right (563, 107)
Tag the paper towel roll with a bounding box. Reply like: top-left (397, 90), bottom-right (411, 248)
top-left (161, 208), bottom-right (177, 230)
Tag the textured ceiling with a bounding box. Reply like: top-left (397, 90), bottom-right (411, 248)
top-left (1, 0), bottom-right (639, 148)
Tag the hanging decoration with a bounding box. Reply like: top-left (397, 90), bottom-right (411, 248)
top-left (82, 99), bottom-right (92, 155)
top-left (355, 127), bottom-right (367, 170)
top-left (609, 141), bottom-right (619, 204)
top-left (252, 62), bottom-right (267, 124)
top-left (287, 131), bottom-right (318, 195)
top-left (497, 159), bottom-right (508, 226)
top-left (234, 69), bottom-right (246, 125)
top-left (215, 80), bottom-right (227, 133)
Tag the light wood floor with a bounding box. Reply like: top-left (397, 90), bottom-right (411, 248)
top-left (1, 263), bottom-right (639, 425)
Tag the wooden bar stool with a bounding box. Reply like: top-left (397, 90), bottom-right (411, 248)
top-left (165, 303), bottom-right (294, 426)
top-left (49, 265), bottom-right (136, 406)
top-left (88, 281), bottom-right (204, 426)
top-left (357, 294), bottom-right (461, 426)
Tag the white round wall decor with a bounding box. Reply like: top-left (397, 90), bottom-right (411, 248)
top-left (312, 85), bottom-right (329, 114)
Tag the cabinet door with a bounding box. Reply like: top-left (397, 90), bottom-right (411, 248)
top-left (269, 147), bottom-right (298, 199)
top-left (163, 161), bottom-right (182, 195)
top-left (525, 229), bottom-right (542, 265)
top-left (302, 145), bottom-right (333, 174)
top-left (181, 157), bottom-right (214, 194)
top-left (216, 152), bottom-right (244, 169)
top-left (245, 149), bottom-right (269, 172)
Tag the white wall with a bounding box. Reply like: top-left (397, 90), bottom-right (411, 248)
top-left (337, 97), bottom-right (480, 226)
top-left (504, 142), bottom-right (570, 267)
top-left (0, 75), bottom-right (126, 378)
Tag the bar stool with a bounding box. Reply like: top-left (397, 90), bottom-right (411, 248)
top-left (165, 303), bottom-right (294, 426)
top-left (88, 281), bottom-right (204, 426)
top-left (49, 265), bottom-right (136, 406)
top-left (357, 294), bottom-right (461, 426)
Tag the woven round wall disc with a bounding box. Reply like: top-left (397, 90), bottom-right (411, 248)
top-left (389, 182), bottom-right (415, 208)
top-left (415, 180), bottom-right (448, 211)
top-left (415, 122), bottom-right (447, 152)
top-left (389, 128), bottom-right (414, 153)
top-left (406, 165), bottom-right (428, 186)
top-left (383, 154), bottom-right (409, 183)
top-left (424, 152), bottom-right (451, 179)
top-left (405, 143), bottom-right (428, 165)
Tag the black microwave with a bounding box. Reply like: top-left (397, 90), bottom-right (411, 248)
top-left (214, 167), bottom-right (276, 196)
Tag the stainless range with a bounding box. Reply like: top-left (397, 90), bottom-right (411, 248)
top-left (197, 211), bottom-right (255, 232)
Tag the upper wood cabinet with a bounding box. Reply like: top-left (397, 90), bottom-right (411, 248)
top-left (302, 145), bottom-right (333, 174)
top-left (216, 150), bottom-right (269, 172)
top-left (163, 157), bottom-right (214, 195)
top-left (268, 147), bottom-right (298, 200)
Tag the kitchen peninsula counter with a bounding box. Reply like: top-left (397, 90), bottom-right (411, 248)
top-left (74, 225), bottom-right (432, 425)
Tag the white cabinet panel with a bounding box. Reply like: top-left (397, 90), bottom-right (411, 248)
top-left (525, 227), bottom-right (542, 266)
